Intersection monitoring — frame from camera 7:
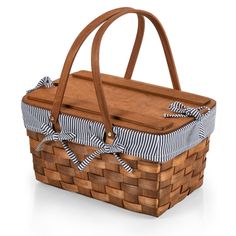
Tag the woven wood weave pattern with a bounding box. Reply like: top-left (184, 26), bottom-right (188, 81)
top-left (27, 130), bottom-right (209, 217)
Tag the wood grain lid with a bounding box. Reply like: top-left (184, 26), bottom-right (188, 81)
top-left (22, 70), bottom-right (216, 134)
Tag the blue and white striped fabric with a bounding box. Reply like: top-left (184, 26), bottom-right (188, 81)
top-left (37, 123), bottom-right (80, 166)
top-left (164, 101), bottom-right (210, 139)
top-left (27, 76), bottom-right (54, 93)
top-left (22, 102), bottom-right (105, 146)
top-left (78, 134), bottom-right (132, 172)
top-left (21, 101), bottom-right (216, 163)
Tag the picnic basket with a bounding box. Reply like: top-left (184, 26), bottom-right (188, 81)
top-left (22, 7), bottom-right (216, 217)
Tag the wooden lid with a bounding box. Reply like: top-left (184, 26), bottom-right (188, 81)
top-left (22, 70), bottom-right (216, 134)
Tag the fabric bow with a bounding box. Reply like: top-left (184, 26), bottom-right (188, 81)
top-left (164, 101), bottom-right (210, 139)
top-left (37, 123), bottom-right (80, 166)
top-left (27, 76), bottom-right (54, 93)
top-left (37, 124), bottom-right (132, 173)
top-left (78, 135), bottom-right (133, 173)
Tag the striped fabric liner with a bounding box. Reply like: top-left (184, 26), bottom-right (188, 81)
top-left (21, 102), bottom-right (216, 163)
top-left (22, 102), bottom-right (105, 146)
top-left (27, 76), bottom-right (54, 93)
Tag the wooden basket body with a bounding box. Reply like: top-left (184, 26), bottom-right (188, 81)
top-left (28, 130), bottom-right (209, 217)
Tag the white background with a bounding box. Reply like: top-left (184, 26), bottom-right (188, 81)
top-left (0, 0), bottom-right (235, 235)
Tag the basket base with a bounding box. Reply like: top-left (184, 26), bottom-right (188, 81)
top-left (28, 130), bottom-right (209, 217)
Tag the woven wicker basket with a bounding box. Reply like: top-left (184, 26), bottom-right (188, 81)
top-left (22, 8), bottom-right (216, 217)
top-left (28, 130), bottom-right (209, 216)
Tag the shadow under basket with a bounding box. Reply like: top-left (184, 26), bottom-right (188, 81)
top-left (28, 130), bottom-right (209, 217)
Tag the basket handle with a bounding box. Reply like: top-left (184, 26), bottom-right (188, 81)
top-left (51, 7), bottom-right (145, 129)
top-left (91, 9), bottom-right (181, 136)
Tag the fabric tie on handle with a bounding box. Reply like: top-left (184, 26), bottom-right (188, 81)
top-left (37, 123), bottom-right (80, 166)
top-left (78, 135), bottom-right (133, 173)
top-left (27, 76), bottom-right (54, 93)
top-left (164, 101), bottom-right (210, 139)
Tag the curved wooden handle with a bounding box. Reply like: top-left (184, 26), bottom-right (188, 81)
top-left (91, 9), bottom-right (181, 136)
top-left (51, 7), bottom-right (145, 129)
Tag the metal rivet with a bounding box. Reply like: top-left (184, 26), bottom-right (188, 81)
top-left (107, 132), bottom-right (112, 137)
